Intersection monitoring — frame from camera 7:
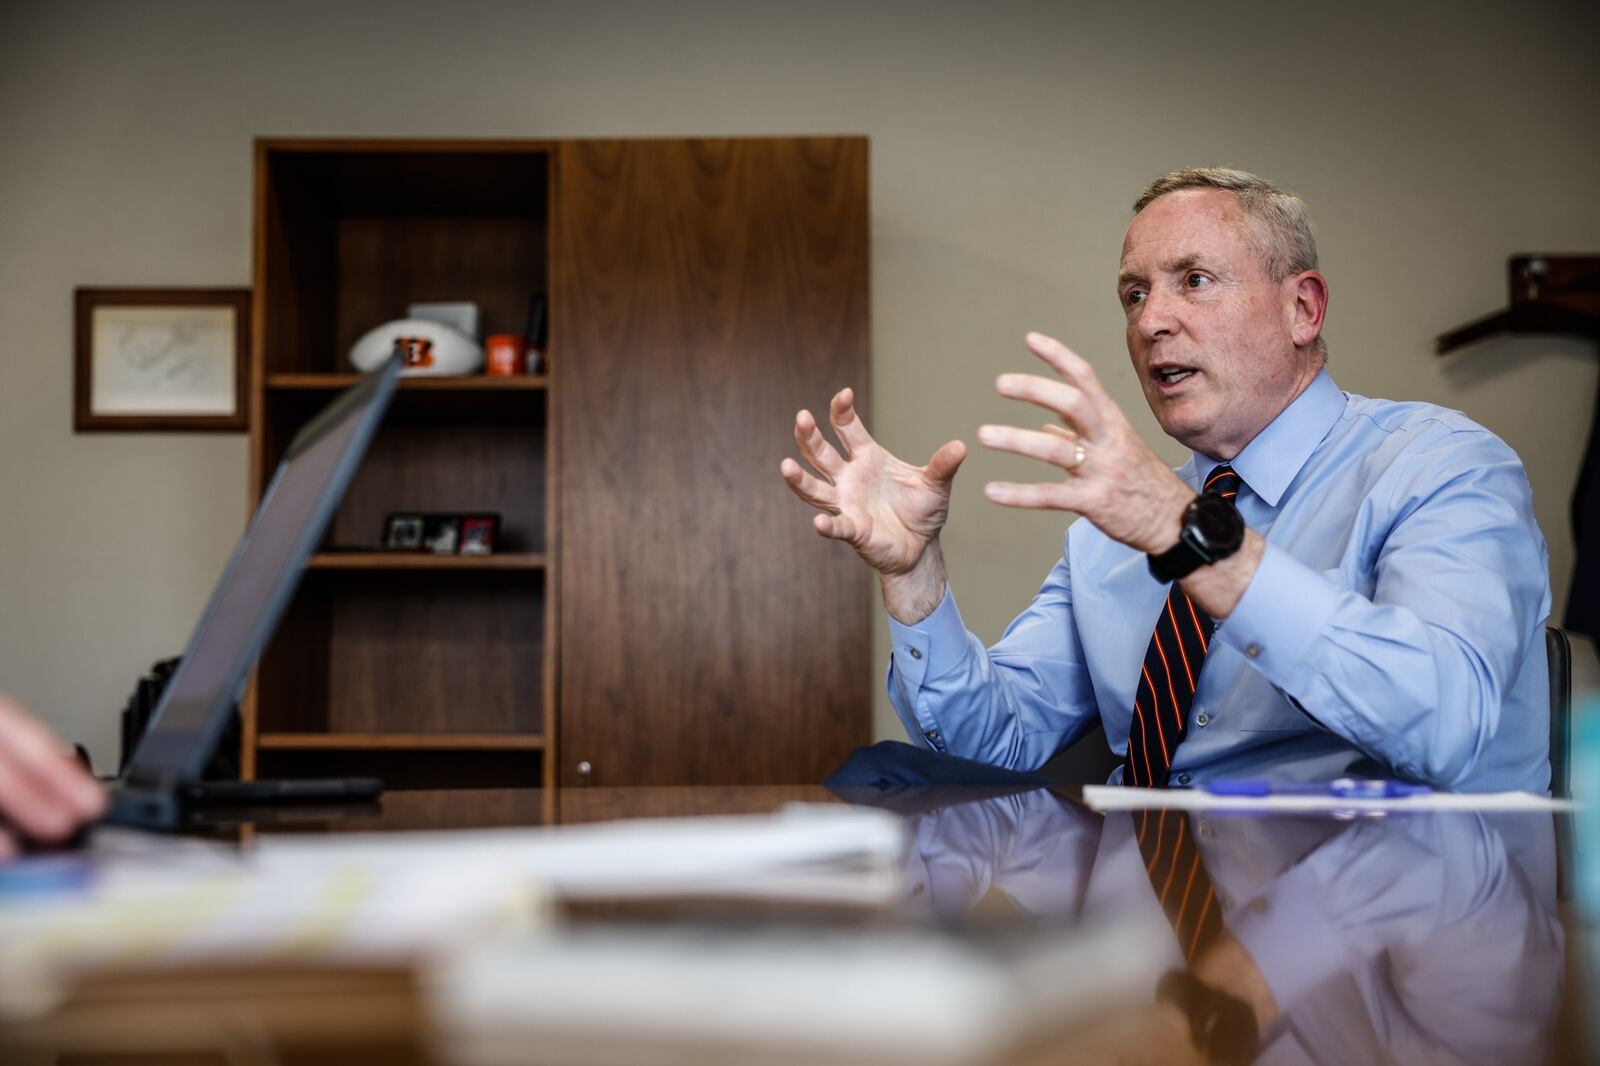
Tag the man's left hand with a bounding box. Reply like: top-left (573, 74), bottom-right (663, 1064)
top-left (978, 331), bottom-right (1193, 553)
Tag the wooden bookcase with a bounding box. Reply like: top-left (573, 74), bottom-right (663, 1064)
top-left (246, 140), bottom-right (557, 828)
top-left (245, 137), bottom-right (872, 831)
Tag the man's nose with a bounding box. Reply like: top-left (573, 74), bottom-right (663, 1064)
top-left (1138, 288), bottom-right (1180, 342)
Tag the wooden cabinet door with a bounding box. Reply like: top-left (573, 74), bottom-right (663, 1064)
top-left (555, 137), bottom-right (871, 787)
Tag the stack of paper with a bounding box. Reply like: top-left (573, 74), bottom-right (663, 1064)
top-left (431, 914), bottom-right (1168, 1066)
top-left (0, 803), bottom-right (906, 1020)
top-left (253, 801), bottom-right (908, 904)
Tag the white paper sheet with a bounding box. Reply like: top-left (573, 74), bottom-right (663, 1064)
top-left (254, 802), bottom-right (907, 903)
top-left (1082, 785), bottom-right (1576, 813)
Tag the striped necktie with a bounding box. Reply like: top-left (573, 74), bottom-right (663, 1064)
top-left (1136, 809), bottom-right (1226, 961)
top-left (1125, 465), bottom-right (1241, 788)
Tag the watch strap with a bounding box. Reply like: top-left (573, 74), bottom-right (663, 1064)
top-left (1157, 969), bottom-right (1259, 1066)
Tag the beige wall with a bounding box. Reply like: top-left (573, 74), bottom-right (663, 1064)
top-left (2, 0), bottom-right (1597, 767)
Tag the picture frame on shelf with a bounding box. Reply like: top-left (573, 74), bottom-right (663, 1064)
top-left (74, 287), bottom-right (251, 432)
top-left (422, 515), bottom-right (462, 555)
top-left (383, 513), bottom-right (425, 550)
top-left (459, 514), bottom-right (501, 555)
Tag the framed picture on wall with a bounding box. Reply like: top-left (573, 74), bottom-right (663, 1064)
top-left (74, 287), bottom-right (251, 432)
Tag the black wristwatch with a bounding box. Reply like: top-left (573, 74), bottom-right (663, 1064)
top-left (1148, 492), bottom-right (1245, 583)
top-left (1157, 969), bottom-right (1259, 1066)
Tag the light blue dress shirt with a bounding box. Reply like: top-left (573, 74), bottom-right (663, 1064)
top-left (887, 371), bottom-right (1553, 791)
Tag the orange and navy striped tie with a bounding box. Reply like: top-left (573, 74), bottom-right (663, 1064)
top-left (1125, 465), bottom-right (1241, 788)
top-left (1135, 809), bottom-right (1226, 961)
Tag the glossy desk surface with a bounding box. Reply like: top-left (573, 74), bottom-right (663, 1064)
top-left (1, 774), bottom-right (1591, 1066)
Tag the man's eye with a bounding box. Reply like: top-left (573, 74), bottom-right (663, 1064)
top-left (1186, 273), bottom-right (1210, 288)
top-left (1125, 290), bottom-right (1146, 306)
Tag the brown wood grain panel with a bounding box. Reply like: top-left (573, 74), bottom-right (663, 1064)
top-left (556, 137), bottom-right (871, 787)
top-left (255, 581), bottom-right (332, 735)
top-left (324, 571), bottom-right (543, 736)
top-left (557, 785), bottom-right (839, 825)
top-left (257, 732), bottom-right (544, 750)
top-left (250, 787), bottom-right (543, 834)
top-left (306, 552), bottom-right (546, 571)
top-left (335, 215), bottom-right (546, 360)
top-left (257, 149), bottom-right (337, 376)
top-left (542, 143), bottom-right (562, 828)
top-left (268, 374), bottom-right (549, 390)
top-left (328, 420), bottom-right (546, 552)
top-left (350, 787), bottom-right (542, 831)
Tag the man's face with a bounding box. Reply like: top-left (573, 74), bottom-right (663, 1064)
top-left (1117, 188), bottom-right (1319, 461)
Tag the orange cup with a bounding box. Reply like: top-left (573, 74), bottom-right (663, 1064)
top-left (486, 334), bottom-right (521, 376)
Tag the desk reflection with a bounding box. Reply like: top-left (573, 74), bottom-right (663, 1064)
top-left (898, 789), bottom-right (1563, 1065)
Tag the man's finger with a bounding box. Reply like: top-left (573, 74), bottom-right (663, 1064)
top-left (925, 439), bottom-right (967, 485)
top-left (780, 458), bottom-right (841, 513)
top-left (813, 511), bottom-right (862, 545)
top-left (1024, 331), bottom-right (1116, 409)
top-left (793, 408), bottom-right (845, 479)
top-left (976, 425), bottom-right (1081, 471)
top-left (983, 480), bottom-right (1085, 511)
top-left (994, 373), bottom-right (1103, 440)
top-left (828, 388), bottom-right (877, 457)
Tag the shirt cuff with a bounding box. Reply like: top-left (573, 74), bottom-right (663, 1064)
top-left (886, 584), bottom-right (969, 691)
top-left (1214, 543), bottom-right (1341, 687)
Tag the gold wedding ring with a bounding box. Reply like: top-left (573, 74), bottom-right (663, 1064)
top-left (1070, 441), bottom-right (1087, 472)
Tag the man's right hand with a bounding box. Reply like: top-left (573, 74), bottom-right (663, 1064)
top-left (780, 388), bottom-right (966, 622)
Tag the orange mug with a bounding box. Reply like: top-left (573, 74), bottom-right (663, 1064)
top-left (486, 334), bottom-right (521, 376)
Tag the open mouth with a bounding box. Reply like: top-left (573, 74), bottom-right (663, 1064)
top-left (1154, 367), bottom-right (1197, 386)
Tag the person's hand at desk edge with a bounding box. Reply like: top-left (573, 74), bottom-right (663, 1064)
top-left (0, 694), bottom-right (106, 857)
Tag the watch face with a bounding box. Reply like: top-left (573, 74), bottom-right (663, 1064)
top-left (1190, 495), bottom-right (1243, 551)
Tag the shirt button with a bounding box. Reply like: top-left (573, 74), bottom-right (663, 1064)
top-left (1176, 772), bottom-right (1193, 786)
top-left (1198, 819), bottom-right (1213, 839)
top-left (1245, 643), bottom-right (1262, 659)
top-left (925, 729), bottom-right (941, 743)
top-left (1195, 713), bottom-right (1211, 727)
top-left (908, 647), bottom-right (923, 660)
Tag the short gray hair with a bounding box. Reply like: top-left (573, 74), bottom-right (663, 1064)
top-left (1133, 166), bottom-right (1326, 358)
top-left (1132, 167), bottom-right (1319, 283)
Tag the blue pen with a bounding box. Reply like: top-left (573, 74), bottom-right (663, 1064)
top-left (0, 856), bottom-right (95, 898)
top-left (1204, 777), bottom-right (1432, 799)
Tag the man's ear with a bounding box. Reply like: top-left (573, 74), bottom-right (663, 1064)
top-left (1287, 270), bottom-right (1329, 349)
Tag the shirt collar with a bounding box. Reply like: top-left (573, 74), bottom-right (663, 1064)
top-left (1186, 370), bottom-right (1346, 507)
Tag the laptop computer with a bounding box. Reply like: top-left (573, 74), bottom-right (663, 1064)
top-left (104, 353), bottom-right (403, 831)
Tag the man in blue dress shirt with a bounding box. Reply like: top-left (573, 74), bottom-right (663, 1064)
top-left (781, 167), bottom-right (1551, 792)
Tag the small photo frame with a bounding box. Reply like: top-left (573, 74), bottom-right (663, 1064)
top-left (422, 515), bottom-right (462, 555)
top-left (74, 287), bottom-right (251, 432)
top-left (459, 514), bottom-right (501, 556)
top-left (383, 513), bottom-right (425, 550)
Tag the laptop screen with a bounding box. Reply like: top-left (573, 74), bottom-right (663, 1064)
top-left (124, 356), bottom-right (401, 784)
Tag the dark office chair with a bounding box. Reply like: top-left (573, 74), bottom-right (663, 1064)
top-left (1547, 625), bottom-right (1572, 799)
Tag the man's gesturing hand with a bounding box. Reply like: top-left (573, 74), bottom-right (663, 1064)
top-left (978, 332), bottom-right (1193, 554)
top-left (781, 388), bottom-right (966, 622)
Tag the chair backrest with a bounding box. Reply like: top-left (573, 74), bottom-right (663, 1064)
top-left (1547, 625), bottom-right (1572, 798)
